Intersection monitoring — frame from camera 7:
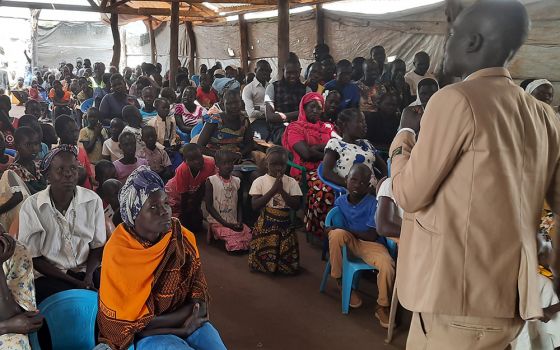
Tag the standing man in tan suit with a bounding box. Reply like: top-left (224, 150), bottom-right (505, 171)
top-left (389, 1), bottom-right (560, 349)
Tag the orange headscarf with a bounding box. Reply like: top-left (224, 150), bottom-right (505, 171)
top-left (98, 218), bottom-right (207, 349)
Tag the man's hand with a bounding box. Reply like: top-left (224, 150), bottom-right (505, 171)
top-left (3, 311), bottom-right (44, 334)
top-left (399, 109), bottom-right (422, 134)
top-left (81, 274), bottom-right (97, 291)
top-left (0, 234), bottom-right (16, 264)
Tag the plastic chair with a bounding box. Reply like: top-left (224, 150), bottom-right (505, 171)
top-left (79, 98), bottom-right (95, 113)
top-left (190, 122), bottom-right (204, 139)
top-left (29, 289), bottom-right (98, 350)
top-left (317, 162), bottom-right (346, 198)
top-left (29, 289), bottom-right (135, 350)
top-left (319, 207), bottom-right (375, 314)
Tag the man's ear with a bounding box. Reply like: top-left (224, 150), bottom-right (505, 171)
top-left (466, 33), bottom-right (483, 53)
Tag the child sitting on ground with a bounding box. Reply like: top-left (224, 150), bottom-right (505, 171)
top-left (102, 118), bottom-right (125, 162)
top-left (139, 86), bottom-right (158, 122)
top-left (169, 143), bottom-right (216, 233)
top-left (16, 115), bottom-right (49, 160)
top-left (175, 86), bottom-right (207, 137)
top-left (160, 87), bottom-right (178, 105)
top-left (205, 150), bottom-right (252, 252)
top-left (122, 105), bottom-right (145, 155)
top-left (0, 127), bottom-right (44, 233)
top-left (140, 125), bottom-right (173, 182)
top-left (100, 178), bottom-right (123, 236)
top-left (148, 97), bottom-right (178, 148)
top-left (113, 131), bottom-right (148, 183)
top-left (94, 160), bottom-right (116, 195)
top-left (54, 114), bottom-right (94, 189)
top-left (249, 146), bottom-right (302, 275)
top-left (511, 233), bottom-right (560, 349)
top-left (79, 107), bottom-right (109, 165)
top-left (327, 163), bottom-right (395, 329)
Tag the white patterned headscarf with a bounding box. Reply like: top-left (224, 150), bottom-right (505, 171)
top-left (525, 79), bottom-right (553, 94)
top-left (119, 165), bottom-right (164, 228)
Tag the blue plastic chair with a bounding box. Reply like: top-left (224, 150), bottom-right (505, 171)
top-left (29, 289), bottom-right (135, 350)
top-left (319, 207), bottom-right (397, 314)
top-left (317, 162), bottom-right (347, 198)
top-left (80, 98), bottom-right (95, 113)
top-left (190, 122), bottom-right (204, 139)
top-left (29, 289), bottom-right (98, 350)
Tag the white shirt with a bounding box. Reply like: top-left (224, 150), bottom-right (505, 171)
top-left (404, 71), bottom-right (436, 96)
top-left (376, 178), bottom-right (404, 220)
top-left (249, 174), bottom-right (302, 209)
top-left (18, 186), bottom-right (107, 274)
top-left (242, 78), bottom-right (268, 122)
top-left (511, 273), bottom-right (560, 349)
top-left (102, 138), bottom-right (123, 162)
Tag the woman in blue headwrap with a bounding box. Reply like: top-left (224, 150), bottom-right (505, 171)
top-left (98, 166), bottom-right (226, 350)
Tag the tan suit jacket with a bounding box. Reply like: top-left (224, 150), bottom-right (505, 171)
top-left (389, 68), bottom-right (560, 320)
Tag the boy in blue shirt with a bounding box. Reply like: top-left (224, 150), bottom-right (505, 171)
top-left (324, 59), bottom-right (360, 110)
top-left (327, 163), bottom-right (395, 328)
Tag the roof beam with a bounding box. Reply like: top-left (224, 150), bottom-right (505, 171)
top-left (0, 1), bottom-right (193, 16)
top-left (107, 0), bottom-right (130, 9)
top-left (127, 0), bottom-right (278, 4)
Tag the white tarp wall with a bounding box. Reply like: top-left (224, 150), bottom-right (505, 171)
top-left (37, 22), bottom-right (114, 69)
top-left (34, 0), bottom-right (559, 103)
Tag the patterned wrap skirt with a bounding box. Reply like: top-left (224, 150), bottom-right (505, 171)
top-left (249, 207), bottom-right (299, 275)
top-left (304, 171), bottom-right (335, 238)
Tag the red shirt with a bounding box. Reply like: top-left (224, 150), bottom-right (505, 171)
top-left (175, 156), bottom-right (216, 194)
top-left (196, 87), bottom-right (218, 109)
top-left (77, 145), bottom-right (93, 190)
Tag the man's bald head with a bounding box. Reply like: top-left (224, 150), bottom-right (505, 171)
top-left (444, 0), bottom-right (529, 78)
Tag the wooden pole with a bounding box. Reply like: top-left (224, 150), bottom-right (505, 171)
top-left (277, 0), bottom-right (289, 78)
top-left (148, 18), bottom-right (157, 64)
top-left (110, 0), bottom-right (121, 70)
top-left (169, 2), bottom-right (180, 90)
top-left (186, 21), bottom-right (196, 77)
top-left (316, 4), bottom-right (324, 46)
top-left (239, 14), bottom-right (249, 74)
top-left (30, 9), bottom-right (41, 70)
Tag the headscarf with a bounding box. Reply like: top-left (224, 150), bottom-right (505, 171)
top-left (119, 165), bottom-right (164, 228)
top-left (282, 92), bottom-right (332, 176)
top-left (525, 79), bottom-right (552, 94)
top-left (409, 77), bottom-right (440, 107)
top-left (39, 144), bottom-right (78, 175)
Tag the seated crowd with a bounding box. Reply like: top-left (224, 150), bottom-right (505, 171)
top-left (0, 40), bottom-right (558, 350)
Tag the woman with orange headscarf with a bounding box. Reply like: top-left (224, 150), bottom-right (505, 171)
top-left (97, 166), bottom-right (226, 350)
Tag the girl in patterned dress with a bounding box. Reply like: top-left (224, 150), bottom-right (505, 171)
top-left (248, 147), bottom-right (303, 274)
top-left (205, 150), bottom-right (251, 252)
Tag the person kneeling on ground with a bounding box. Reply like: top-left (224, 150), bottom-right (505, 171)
top-left (327, 163), bottom-right (395, 328)
top-left (249, 146), bottom-right (302, 275)
top-left (97, 166), bottom-right (227, 350)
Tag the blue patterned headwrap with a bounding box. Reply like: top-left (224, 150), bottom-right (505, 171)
top-left (119, 165), bottom-right (165, 228)
top-left (40, 144), bottom-right (78, 175)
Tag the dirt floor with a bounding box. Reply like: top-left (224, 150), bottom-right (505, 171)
top-left (199, 230), bottom-right (410, 350)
